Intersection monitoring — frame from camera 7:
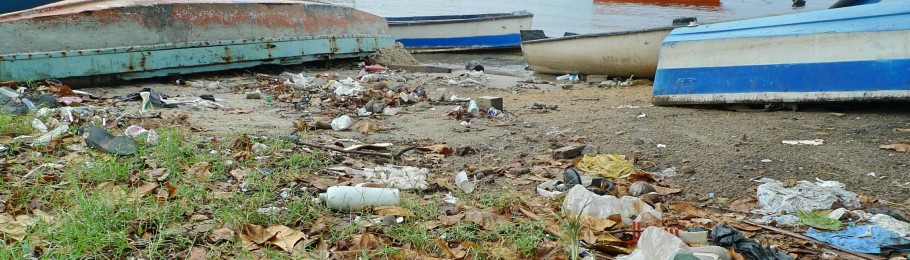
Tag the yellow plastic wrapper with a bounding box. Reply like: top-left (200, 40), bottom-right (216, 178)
top-left (576, 154), bottom-right (637, 179)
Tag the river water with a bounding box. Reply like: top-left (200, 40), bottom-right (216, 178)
top-left (342, 0), bottom-right (837, 36)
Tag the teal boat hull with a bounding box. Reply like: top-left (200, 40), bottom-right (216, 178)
top-left (0, 0), bottom-right (394, 82)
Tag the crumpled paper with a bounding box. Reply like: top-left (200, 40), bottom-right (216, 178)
top-left (354, 165), bottom-right (428, 190)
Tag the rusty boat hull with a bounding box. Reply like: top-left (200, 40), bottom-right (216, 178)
top-left (0, 0), bottom-right (394, 82)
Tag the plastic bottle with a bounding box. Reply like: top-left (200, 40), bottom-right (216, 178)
top-left (318, 186), bottom-right (400, 210)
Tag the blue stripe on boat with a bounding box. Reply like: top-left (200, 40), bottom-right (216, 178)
top-left (665, 1), bottom-right (910, 43)
top-left (653, 58), bottom-right (910, 95)
top-left (395, 34), bottom-right (521, 48)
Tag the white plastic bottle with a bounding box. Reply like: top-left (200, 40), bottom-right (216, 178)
top-left (318, 186), bottom-right (400, 210)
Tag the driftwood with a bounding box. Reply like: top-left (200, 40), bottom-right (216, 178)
top-left (296, 141), bottom-right (415, 160)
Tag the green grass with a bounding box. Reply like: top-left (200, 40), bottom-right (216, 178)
top-left (0, 113), bottom-right (33, 136)
top-left (0, 121), bottom-right (555, 259)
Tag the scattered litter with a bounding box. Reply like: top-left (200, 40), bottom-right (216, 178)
top-left (761, 159), bottom-right (773, 163)
top-left (332, 78), bottom-right (365, 96)
top-left (869, 214), bottom-right (910, 237)
top-left (556, 74), bottom-right (579, 82)
top-left (619, 227), bottom-right (731, 260)
top-left (782, 139), bottom-right (824, 145)
top-left (755, 178), bottom-right (860, 214)
top-left (628, 181), bottom-right (656, 197)
top-left (32, 119), bottom-right (48, 133)
top-left (758, 215), bottom-right (800, 226)
top-left (562, 185), bottom-right (661, 224)
top-left (83, 126), bottom-right (139, 156)
top-left (124, 125), bottom-right (159, 144)
top-left (806, 224), bottom-right (910, 254)
top-left (455, 171), bottom-right (475, 194)
top-left (32, 125), bottom-right (68, 146)
top-left (353, 165), bottom-right (429, 190)
top-left (713, 224), bottom-right (792, 260)
top-left (656, 144), bottom-right (667, 148)
top-left (319, 186), bottom-right (400, 211)
top-left (331, 115), bottom-right (354, 131)
top-left (636, 113), bottom-right (646, 118)
top-left (576, 154), bottom-right (637, 179)
top-left (114, 88), bottom-right (176, 108)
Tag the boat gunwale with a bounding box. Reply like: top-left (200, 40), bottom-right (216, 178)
top-left (387, 12), bottom-right (533, 26)
top-left (0, 34), bottom-right (392, 60)
top-left (520, 26), bottom-right (676, 45)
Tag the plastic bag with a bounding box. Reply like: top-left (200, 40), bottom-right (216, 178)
top-left (712, 224), bottom-right (793, 260)
top-left (562, 185), bottom-right (661, 224)
top-left (755, 178), bottom-right (859, 214)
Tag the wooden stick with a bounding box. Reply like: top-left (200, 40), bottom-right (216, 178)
top-left (296, 141), bottom-right (416, 160)
top-left (742, 220), bottom-right (885, 260)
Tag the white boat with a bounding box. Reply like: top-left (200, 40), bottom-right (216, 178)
top-left (520, 27), bottom-right (674, 77)
top-left (386, 11), bottom-right (533, 51)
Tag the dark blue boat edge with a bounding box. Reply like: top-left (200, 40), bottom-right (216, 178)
top-left (653, 59), bottom-right (910, 97)
top-left (396, 34), bottom-right (522, 48)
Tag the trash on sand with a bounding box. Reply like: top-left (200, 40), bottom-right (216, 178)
top-left (466, 100), bottom-right (479, 114)
top-left (332, 78), bottom-right (365, 96)
top-left (576, 154), bottom-right (637, 179)
top-left (331, 115), bottom-right (354, 131)
top-left (114, 88), bottom-right (176, 108)
top-left (32, 119), bottom-right (48, 133)
top-left (529, 103), bottom-right (558, 110)
top-left (636, 113), bottom-right (646, 119)
top-left (0, 87), bottom-right (20, 98)
top-left (465, 60), bottom-right (484, 71)
top-left (782, 139), bottom-right (824, 145)
top-left (562, 185), bottom-right (661, 224)
top-left (83, 126), bottom-right (139, 156)
top-left (806, 224), bottom-right (910, 254)
top-left (455, 171), bottom-right (475, 194)
top-left (869, 214), bottom-right (910, 237)
top-left (880, 144), bottom-right (910, 153)
top-left (124, 125), bottom-right (159, 143)
top-left (353, 165), bottom-right (429, 190)
top-left (32, 125), bottom-right (68, 146)
top-left (382, 107), bottom-right (400, 116)
top-left (755, 178), bottom-right (860, 214)
top-left (556, 74), bottom-right (579, 82)
top-left (761, 159), bottom-right (773, 163)
top-left (318, 186), bottom-right (400, 211)
top-left (798, 209), bottom-right (844, 231)
top-left (759, 215), bottom-right (800, 226)
top-left (619, 227), bottom-right (731, 260)
top-left (712, 224), bottom-right (793, 260)
top-left (364, 65), bottom-right (386, 72)
top-left (656, 144), bottom-right (667, 148)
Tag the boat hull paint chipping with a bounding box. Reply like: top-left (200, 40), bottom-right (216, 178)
top-left (652, 2), bottom-right (910, 104)
top-left (0, 0), bottom-right (394, 81)
top-left (520, 28), bottom-right (671, 77)
top-left (388, 12), bottom-right (533, 49)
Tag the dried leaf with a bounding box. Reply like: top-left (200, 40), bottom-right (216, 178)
top-left (729, 197), bottom-right (760, 213)
top-left (576, 214), bottom-right (618, 231)
top-left (653, 185), bottom-right (682, 195)
top-left (230, 168), bottom-right (248, 181)
top-left (130, 182), bottom-right (159, 201)
top-left (189, 162), bottom-right (212, 181)
top-left (188, 246), bottom-right (207, 260)
top-left (0, 214), bottom-right (32, 241)
top-left (266, 225), bottom-right (306, 252)
top-left (155, 182), bottom-right (177, 201)
top-left (880, 144), bottom-right (910, 153)
top-left (241, 224), bottom-right (273, 245)
top-left (465, 209), bottom-right (507, 230)
top-left (669, 202), bottom-right (708, 219)
top-left (416, 145), bottom-right (455, 156)
top-left (352, 231), bottom-right (386, 251)
top-left (354, 121), bottom-right (381, 135)
top-left (372, 206), bottom-right (413, 217)
top-left (439, 212), bottom-right (465, 226)
top-left (581, 228), bottom-right (597, 244)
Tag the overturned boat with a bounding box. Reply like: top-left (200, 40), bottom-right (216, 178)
top-left (652, 1), bottom-right (910, 105)
top-left (0, 0), bottom-right (395, 82)
top-left (519, 18), bottom-right (696, 78)
top-left (387, 11), bottom-right (533, 51)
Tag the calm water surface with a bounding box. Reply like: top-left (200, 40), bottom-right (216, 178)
top-left (345, 0), bottom-right (838, 35)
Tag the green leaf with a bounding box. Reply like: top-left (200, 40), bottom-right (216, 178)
top-left (797, 209), bottom-right (843, 231)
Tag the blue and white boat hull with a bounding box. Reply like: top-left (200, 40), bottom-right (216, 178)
top-left (387, 12), bottom-right (533, 50)
top-left (652, 2), bottom-right (910, 105)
